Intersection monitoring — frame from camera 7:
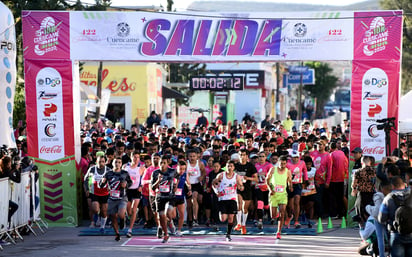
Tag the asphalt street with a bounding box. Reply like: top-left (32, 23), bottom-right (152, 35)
top-left (1, 221), bottom-right (362, 257)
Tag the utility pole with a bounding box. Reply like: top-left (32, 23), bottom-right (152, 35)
top-left (96, 61), bottom-right (103, 121)
top-left (276, 62), bottom-right (280, 120)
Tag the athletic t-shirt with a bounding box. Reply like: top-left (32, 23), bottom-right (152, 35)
top-left (218, 172), bottom-right (238, 201)
top-left (235, 162), bottom-right (257, 193)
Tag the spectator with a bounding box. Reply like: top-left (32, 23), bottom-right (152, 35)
top-left (195, 111), bottom-right (209, 127)
top-left (146, 111), bottom-right (161, 129)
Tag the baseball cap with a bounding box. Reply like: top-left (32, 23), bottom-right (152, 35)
top-left (231, 153), bottom-right (240, 161)
top-left (249, 153), bottom-right (258, 159)
top-left (291, 151), bottom-right (299, 158)
top-left (202, 151), bottom-right (211, 157)
top-left (351, 147), bottom-right (363, 153)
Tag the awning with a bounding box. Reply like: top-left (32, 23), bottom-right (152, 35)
top-left (162, 86), bottom-right (189, 99)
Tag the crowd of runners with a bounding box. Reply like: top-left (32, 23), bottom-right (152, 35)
top-left (78, 113), bottom-right (412, 256)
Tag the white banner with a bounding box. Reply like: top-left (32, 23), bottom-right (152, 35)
top-left (11, 172), bottom-right (31, 227)
top-left (36, 67), bottom-right (65, 160)
top-left (361, 68), bottom-right (388, 160)
top-left (0, 2), bottom-right (16, 148)
top-left (70, 11), bottom-right (354, 61)
top-left (0, 178), bottom-right (9, 233)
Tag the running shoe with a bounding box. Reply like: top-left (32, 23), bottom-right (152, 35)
top-left (276, 232), bottom-right (281, 239)
top-left (0, 239), bottom-right (11, 246)
top-left (175, 230), bottom-right (183, 237)
top-left (241, 226), bottom-right (247, 235)
top-left (294, 222), bottom-right (301, 229)
top-left (157, 227), bottom-right (163, 238)
top-left (225, 234), bottom-right (232, 242)
top-left (234, 224), bottom-right (242, 231)
top-left (193, 220), bottom-right (199, 227)
top-left (285, 214), bottom-right (293, 228)
top-left (126, 230), bottom-right (132, 238)
top-left (270, 219), bottom-right (276, 225)
top-left (205, 219), bottom-right (210, 227)
top-left (168, 222), bottom-right (176, 235)
top-left (89, 222), bottom-right (96, 228)
top-left (115, 233), bottom-right (121, 241)
top-left (257, 221), bottom-right (263, 230)
top-left (162, 235), bottom-right (170, 243)
top-left (213, 224), bottom-right (219, 232)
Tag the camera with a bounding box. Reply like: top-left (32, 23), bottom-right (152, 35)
top-left (376, 117), bottom-right (396, 131)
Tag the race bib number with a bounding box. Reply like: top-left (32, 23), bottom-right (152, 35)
top-left (190, 169), bottom-right (199, 176)
top-left (307, 184), bottom-right (315, 190)
top-left (175, 188), bottom-right (183, 196)
top-left (110, 190), bottom-right (120, 198)
top-left (159, 184), bottom-right (170, 193)
top-left (275, 185), bottom-right (285, 193)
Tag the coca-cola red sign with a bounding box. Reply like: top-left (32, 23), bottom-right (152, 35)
top-left (362, 146), bottom-right (385, 155)
top-left (40, 145), bottom-right (63, 154)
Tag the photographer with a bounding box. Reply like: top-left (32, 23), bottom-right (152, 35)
top-left (0, 154), bottom-right (21, 224)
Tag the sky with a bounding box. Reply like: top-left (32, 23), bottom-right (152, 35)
top-left (105, 0), bottom-right (369, 11)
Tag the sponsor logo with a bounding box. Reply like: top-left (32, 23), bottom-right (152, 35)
top-left (33, 17), bottom-right (62, 56)
top-left (73, 29), bottom-right (102, 42)
top-left (44, 123), bottom-right (56, 137)
top-left (282, 22), bottom-right (317, 48)
top-left (363, 91), bottom-right (384, 100)
top-left (0, 41), bottom-right (15, 51)
top-left (362, 17), bottom-right (388, 56)
top-left (43, 103), bottom-right (57, 117)
top-left (363, 78), bottom-right (387, 88)
top-left (318, 29), bottom-right (349, 43)
top-left (107, 22), bottom-right (139, 47)
top-left (368, 124), bottom-right (379, 138)
top-left (329, 29), bottom-right (342, 36)
top-left (38, 91), bottom-right (58, 100)
top-left (37, 77), bottom-right (61, 87)
top-left (40, 145), bottom-right (62, 154)
top-left (117, 22), bottom-right (130, 37)
top-left (82, 29), bottom-right (96, 36)
top-left (368, 104), bottom-right (382, 117)
top-left (362, 146), bottom-right (385, 155)
top-left (294, 23), bottom-right (307, 37)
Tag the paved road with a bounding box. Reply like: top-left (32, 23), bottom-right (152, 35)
top-left (1, 225), bottom-right (361, 257)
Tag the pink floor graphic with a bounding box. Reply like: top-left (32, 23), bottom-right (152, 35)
top-left (123, 235), bottom-right (279, 247)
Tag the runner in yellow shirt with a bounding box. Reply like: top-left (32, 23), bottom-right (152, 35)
top-left (266, 155), bottom-right (292, 240)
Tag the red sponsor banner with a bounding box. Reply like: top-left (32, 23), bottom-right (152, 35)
top-left (22, 11), bottom-right (70, 60)
top-left (350, 60), bottom-right (400, 160)
top-left (353, 11), bottom-right (402, 61)
top-left (25, 59), bottom-right (74, 160)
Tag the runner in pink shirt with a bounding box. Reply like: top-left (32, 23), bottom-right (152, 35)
top-left (254, 151), bottom-right (273, 229)
top-left (285, 150), bottom-right (308, 228)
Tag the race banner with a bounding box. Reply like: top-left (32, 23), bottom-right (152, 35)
top-left (0, 2), bottom-right (17, 148)
top-left (24, 59), bottom-right (77, 226)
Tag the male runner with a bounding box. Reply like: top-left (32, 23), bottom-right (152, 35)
top-left (100, 157), bottom-right (132, 241)
top-left (84, 155), bottom-right (110, 233)
top-left (266, 156), bottom-right (292, 239)
top-left (213, 160), bottom-right (244, 241)
top-left (254, 151), bottom-right (273, 229)
top-left (234, 149), bottom-right (258, 234)
top-left (187, 149), bottom-right (206, 227)
top-left (151, 156), bottom-right (178, 243)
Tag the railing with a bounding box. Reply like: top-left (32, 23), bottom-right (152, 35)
top-left (0, 171), bottom-right (47, 250)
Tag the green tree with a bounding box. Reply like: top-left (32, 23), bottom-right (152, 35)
top-left (165, 0), bottom-right (206, 105)
top-left (4, 0), bottom-right (110, 127)
top-left (303, 62), bottom-right (339, 118)
top-left (380, 0), bottom-right (412, 94)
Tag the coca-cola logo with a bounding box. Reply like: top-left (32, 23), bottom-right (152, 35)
top-left (362, 146), bottom-right (385, 155)
top-left (40, 145), bottom-right (62, 154)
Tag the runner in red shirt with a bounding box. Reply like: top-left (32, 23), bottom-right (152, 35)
top-left (254, 151), bottom-right (273, 229)
top-left (329, 142), bottom-right (348, 218)
top-left (312, 140), bottom-right (332, 218)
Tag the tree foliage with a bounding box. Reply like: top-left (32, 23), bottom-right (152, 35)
top-left (303, 62), bottom-right (339, 117)
top-left (3, 0), bottom-right (110, 126)
top-left (380, 0), bottom-right (412, 94)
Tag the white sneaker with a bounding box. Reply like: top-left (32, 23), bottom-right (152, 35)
top-left (175, 230), bottom-right (183, 237)
top-left (89, 222), bottom-right (96, 228)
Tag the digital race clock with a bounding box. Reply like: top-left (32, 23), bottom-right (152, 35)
top-left (189, 76), bottom-right (244, 91)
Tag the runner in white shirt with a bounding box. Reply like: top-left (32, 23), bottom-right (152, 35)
top-left (213, 160), bottom-right (244, 242)
top-left (186, 149), bottom-right (206, 227)
top-left (123, 151), bottom-right (145, 238)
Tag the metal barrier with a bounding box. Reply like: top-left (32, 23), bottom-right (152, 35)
top-left (0, 171), bottom-right (47, 250)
